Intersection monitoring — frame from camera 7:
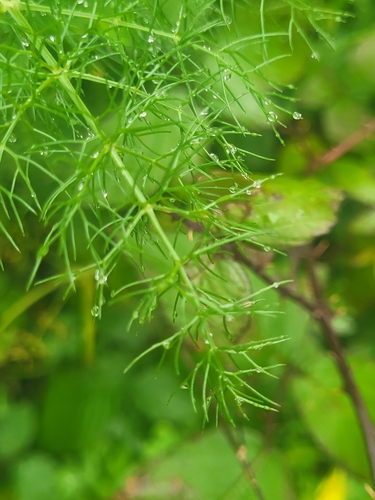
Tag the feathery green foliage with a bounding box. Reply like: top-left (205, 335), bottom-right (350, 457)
top-left (0, 0), bottom-right (348, 423)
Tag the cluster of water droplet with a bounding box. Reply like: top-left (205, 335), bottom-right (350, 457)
top-left (95, 269), bottom-right (107, 285)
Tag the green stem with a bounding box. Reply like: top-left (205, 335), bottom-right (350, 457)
top-left (9, 6), bottom-right (216, 347)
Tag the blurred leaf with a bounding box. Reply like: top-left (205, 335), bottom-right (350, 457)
top-left (132, 367), bottom-right (198, 427)
top-left (39, 366), bottom-right (117, 453)
top-left (247, 177), bottom-right (343, 247)
top-left (292, 373), bottom-right (370, 480)
top-left (0, 402), bottom-right (37, 459)
top-left (313, 469), bottom-right (347, 500)
top-left (14, 453), bottom-right (61, 500)
top-left (324, 161), bottom-right (375, 206)
top-left (142, 428), bottom-right (263, 500)
top-left (350, 209), bottom-right (375, 235)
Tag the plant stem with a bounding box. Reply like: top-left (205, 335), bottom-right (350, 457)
top-left (229, 244), bottom-right (375, 486)
top-left (9, 7), bottom-right (216, 348)
top-left (221, 422), bottom-right (266, 500)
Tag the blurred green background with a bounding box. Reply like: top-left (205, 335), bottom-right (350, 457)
top-left (1, 0), bottom-right (375, 499)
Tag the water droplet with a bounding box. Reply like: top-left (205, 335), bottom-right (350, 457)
top-left (264, 246), bottom-right (271, 252)
top-left (78, 181), bottom-right (84, 191)
top-left (273, 282), bottom-right (279, 289)
top-left (223, 68), bottom-right (232, 81)
top-left (203, 45), bottom-right (211, 51)
top-left (209, 153), bottom-right (219, 162)
top-left (49, 35), bottom-right (55, 42)
top-left (92, 151), bottom-right (99, 159)
top-left (204, 339), bottom-right (210, 344)
top-left (335, 16), bottom-right (342, 22)
top-left (95, 269), bottom-right (107, 285)
top-left (162, 341), bottom-right (171, 349)
top-left (169, 198), bottom-right (175, 203)
top-left (132, 311), bottom-right (139, 319)
top-left (91, 305), bottom-right (100, 317)
top-left (180, 383), bottom-right (188, 390)
top-left (139, 111), bottom-right (147, 118)
top-left (236, 397), bottom-right (244, 405)
top-left (293, 111), bottom-right (303, 120)
top-left (22, 39), bottom-right (30, 47)
top-left (246, 189), bottom-right (252, 195)
top-left (102, 190), bottom-right (108, 199)
top-left (253, 180), bottom-right (262, 188)
top-left (229, 186), bottom-right (237, 194)
top-left (267, 111), bottom-right (278, 123)
top-left (225, 144), bottom-right (237, 155)
top-left (148, 32), bottom-right (155, 43)
top-left (264, 99), bottom-right (270, 106)
top-left (8, 133), bottom-right (17, 143)
top-left (311, 52), bottom-right (318, 59)
top-left (200, 107), bottom-right (209, 116)
top-left (226, 16), bottom-right (232, 25)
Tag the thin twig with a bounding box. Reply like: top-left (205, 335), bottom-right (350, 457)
top-left (306, 254), bottom-right (375, 485)
top-left (311, 118), bottom-right (375, 171)
top-left (221, 422), bottom-right (266, 500)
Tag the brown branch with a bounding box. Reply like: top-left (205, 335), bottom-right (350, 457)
top-left (306, 255), bottom-right (375, 485)
top-left (311, 118), bottom-right (375, 171)
top-left (228, 243), bottom-right (375, 486)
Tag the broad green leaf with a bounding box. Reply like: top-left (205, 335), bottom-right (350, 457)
top-left (217, 175), bottom-right (342, 248)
